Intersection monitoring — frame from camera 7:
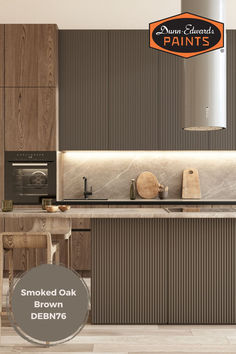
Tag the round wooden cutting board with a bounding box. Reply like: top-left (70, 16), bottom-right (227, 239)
top-left (136, 171), bottom-right (159, 199)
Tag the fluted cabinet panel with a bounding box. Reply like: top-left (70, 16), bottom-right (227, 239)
top-left (92, 218), bottom-right (168, 324)
top-left (169, 218), bottom-right (236, 324)
top-left (209, 30), bottom-right (236, 149)
top-left (59, 30), bottom-right (108, 150)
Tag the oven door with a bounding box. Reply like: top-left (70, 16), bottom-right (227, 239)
top-left (5, 161), bottom-right (56, 204)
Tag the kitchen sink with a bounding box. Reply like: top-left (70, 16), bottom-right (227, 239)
top-left (63, 198), bottom-right (108, 201)
top-left (166, 208), bottom-right (236, 213)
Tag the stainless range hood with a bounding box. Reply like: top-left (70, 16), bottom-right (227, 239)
top-left (182, 0), bottom-right (226, 131)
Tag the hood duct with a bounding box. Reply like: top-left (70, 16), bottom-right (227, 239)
top-left (181, 0), bottom-right (226, 131)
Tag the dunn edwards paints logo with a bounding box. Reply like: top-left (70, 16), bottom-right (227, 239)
top-left (149, 12), bottom-right (224, 58)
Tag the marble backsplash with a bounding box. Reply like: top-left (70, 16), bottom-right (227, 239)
top-left (62, 151), bottom-right (236, 200)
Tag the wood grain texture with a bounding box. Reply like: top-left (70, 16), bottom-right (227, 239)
top-left (0, 89), bottom-right (4, 201)
top-left (72, 231), bottom-right (91, 270)
top-left (4, 217), bottom-right (36, 270)
top-left (5, 88), bottom-right (56, 151)
top-left (0, 25), bottom-right (4, 87)
top-left (182, 168), bottom-right (201, 199)
top-left (5, 24), bottom-right (58, 87)
top-left (59, 30), bottom-right (108, 150)
top-left (136, 171), bottom-right (159, 199)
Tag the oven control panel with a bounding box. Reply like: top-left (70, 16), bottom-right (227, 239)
top-left (5, 151), bottom-right (56, 162)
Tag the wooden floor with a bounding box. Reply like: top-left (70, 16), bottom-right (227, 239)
top-left (2, 324), bottom-right (236, 353)
top-left (2, 280), bottom-right (236, 353)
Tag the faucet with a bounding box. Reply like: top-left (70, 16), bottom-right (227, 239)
top-left (83, 176), bottom-right (92, 199)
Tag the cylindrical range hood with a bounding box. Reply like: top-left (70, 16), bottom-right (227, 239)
top-left (182, 0), bottom-right (226, 131)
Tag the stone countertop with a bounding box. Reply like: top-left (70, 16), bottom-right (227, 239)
top-left (2, 208), bottom-right (236, 218)
top-left (57, 199), bottom-right (236, 205)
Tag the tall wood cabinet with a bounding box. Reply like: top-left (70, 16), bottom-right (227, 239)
top-left (5, 88), bottom-right (56, 151)
top-left (5, 24), bottom-right (57, 87)
top-left (3, 24), bottom-right (58, 152)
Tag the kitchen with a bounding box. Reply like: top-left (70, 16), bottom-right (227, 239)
top-left (1, 0), bottom-right (236, 352)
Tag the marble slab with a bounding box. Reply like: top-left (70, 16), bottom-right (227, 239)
top-left (2, 208), bottom-right (236, 218)
top-left (62, 151), bottom-right (236, 200)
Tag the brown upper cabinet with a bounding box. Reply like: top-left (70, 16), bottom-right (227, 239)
top-left (59, 30), bottom-right (236, 150)
top-left (5, 87), bottom-right (57, 151)
top-left (0, 25), bottom-right (4, 86)
top-left (5, 24), bottom-right (58, 87)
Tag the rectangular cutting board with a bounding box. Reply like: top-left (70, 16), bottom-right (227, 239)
top-left (182, 168), bottom-right (201, 199)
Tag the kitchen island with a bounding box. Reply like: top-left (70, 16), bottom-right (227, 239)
top-left (1, 207), bottom-right (236, 325)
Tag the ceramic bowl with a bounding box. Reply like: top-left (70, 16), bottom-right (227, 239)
top-left (59, 205), bottom-right (71, 212)
top-left (45, 205), bottom-right (59, 213)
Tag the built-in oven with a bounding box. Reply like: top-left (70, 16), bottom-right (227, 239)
top-left (5, 151), bottom-right (56, 204)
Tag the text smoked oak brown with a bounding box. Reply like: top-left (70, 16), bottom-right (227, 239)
top-left (5, 24), bottom-right (58, 87)
top-left (5, 88), bottom-right (57, 151)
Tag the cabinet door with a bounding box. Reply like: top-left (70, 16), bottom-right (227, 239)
top-left (59, 30), bottom-right (108, 150)
top-left (72, 231), bottom-right (91, 271)
top-left (5, 88), bottom-right (57, 151)
top-left (0, 25), bottom-right (4, 87)
top-left (0, 89), bottom-right (4, 200)
top-left (92, 218), bottom-right (168, 324)
top-left (108, 30), bottom-right (209, 150)
top-left (5, 24), bottom-right (57, 87)
top-left (209, 30), bottom-right (236, 150)
top-left (168, 219), bottom-right (236, 324)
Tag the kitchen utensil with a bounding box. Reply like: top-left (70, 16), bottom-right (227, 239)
top-left (59, 205), bottom-right (71, 212)
top-left (182, 168), bottom-right (201, 199)
top-left (136, 171), bottom-right (159, 199)
top-left (45, 205), bottom-right (59, 213)
top-left (130, 179), bottom-right (136, 200)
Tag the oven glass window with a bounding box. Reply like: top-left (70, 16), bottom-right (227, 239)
top-left (14, 168), bottom-right (49, 196)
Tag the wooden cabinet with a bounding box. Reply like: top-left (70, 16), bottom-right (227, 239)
top-left (168, 219), bottom-right (236, 324)
top-left (5, 88), bottom-right (57, 151)
top-left (92, 217), bottom-right (236, 324)
top-left (59, 30), bottom-right (108, 150)
top-left (59, 29), bottom-right (236, 150)
top-left (0, 89), bottom-right (4, 201)
top-left (5, 24), bottom-right (57, 87)
top-left (92, 218), bottom-right (168, 324)
top-left (72, 231), bottom-right (91, 271)
top-left (0, 25), bottom-right (4, 87)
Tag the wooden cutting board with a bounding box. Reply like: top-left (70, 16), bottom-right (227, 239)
top-left (136, 171), bottom-right (159, 199)
top-left (182, 168), bottom-right (201, 199)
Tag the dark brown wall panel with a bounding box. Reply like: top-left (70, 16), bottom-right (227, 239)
top-left (169, 218), bottom-right (236, 324)
top-left (59, 30), bottom-right (108, 150)
top-left (5, 88), bottom-right (56, 151)
top-left (5, 24), bottom-right (58, 87)
top-left (92, 218), bottom-right (168, 324)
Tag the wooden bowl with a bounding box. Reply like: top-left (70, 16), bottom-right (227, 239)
top-left (59, 205), bottom-right (71, 212)
top-left (45, 205), bottom-right (59, 213)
